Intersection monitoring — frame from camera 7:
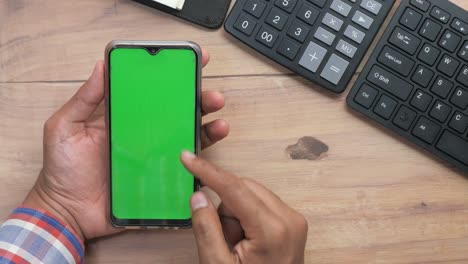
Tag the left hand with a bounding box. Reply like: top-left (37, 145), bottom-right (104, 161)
top-left (22, 49), bottom-right (229, 241)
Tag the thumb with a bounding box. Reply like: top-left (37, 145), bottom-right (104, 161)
top-left (191, 192), bottom-right (233, 263)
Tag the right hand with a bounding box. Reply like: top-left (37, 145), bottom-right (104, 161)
top-left (180, 151), bottom-right (308, 264)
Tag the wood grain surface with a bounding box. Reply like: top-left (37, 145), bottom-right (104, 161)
top-left (1, 0), bottom-right (468, 263)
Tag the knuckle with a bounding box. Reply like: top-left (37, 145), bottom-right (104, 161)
top-left (296, 214), bottom-right (309, 234)
top-left (267, 218), bottom-right (289, 243)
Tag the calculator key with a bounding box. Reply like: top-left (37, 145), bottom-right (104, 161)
top-left (299, 41), bottom-right (327, 73)
top-left (361, 0), bottom-right (383, 15)
top-left (330, 0), bottom-right (352, 17)
top-left (277, 38), bottom-right (300, 60)
top-left (451, 87), bottom-right (468, 110)
top-left (451, 18), bottom-right (468, 36)
top-left (410, 0), bottom-right (430, 12)
top-left (439, 30), bottom-right (462, 53)
top-left (354, 84), bottom-right (378, 109)
top-left (378, 46), bottom-right (415, 76)
top-left (410, 89), bottom-right (432, 112)
top-left (389, 27), bottom-right (421, 55)
top-left (417, 43), bottom-right (440, 66)
top-left (419, 19), bottom-right (442, 41)
top-left (373, 95), bottom-right (397, 120)
top-left (436, 131), bottom-right (468, 165)
top-left (430, 6), bottom-right (450, 24)
top-left (459, 42), bottom-right (468, 62)
top-left (437, 55), bottom-right (460, 77)
top-left (411, 64), bottom-right (434, 87)
top-left (308, 0), bottom-right (326, 8)
top-left (297, 3), bottom-right (320, 25)
top-left (266, 8), bottom-right (289, 30)
top-left (234, 14), bottom-right (257, 36)
top-left (412, 116), bottom-right (441, 144)
top-left (322, 13), bottom-right (344, 32)
top-left (367, 65), bottom-right (413, 100)
top-left (287, 21), bottom-right (310, 43)
top-left (255, 26), bottom-right (279, 47)
top-left (275, 0), bottom-right (297, 13)
top-left (344, 25), bottom-right (366, 44)
top-left (243, 0), bottom-right (267, 18)
top-left (336, 39), bottom-right (357, 58)
top-left (352, 11), bottom-right (374, 30)
top-left (431, 76), bottom-right (453, 99)
top-left (399, 8), bottom-right (422, 31)
top-left (457, 65), bottom-right (468, 87)
top-left (429, 100), bottom-right (452, 123)
top-left (314, 27), bottom-right (336, 46)
top-left (393, 105), bottom-right (417, 131)
top-left (449, 112), bottom-right (468, 134)
top-left (320, 54), bottom-right (349, 85)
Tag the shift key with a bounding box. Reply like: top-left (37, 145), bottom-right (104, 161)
top-left (367, 65), bottom-right (413, 100)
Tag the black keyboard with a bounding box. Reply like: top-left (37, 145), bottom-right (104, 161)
top-left (224, 0), bottom-right (395, 93)
top-left (347, 0), bottom-right (468, 172)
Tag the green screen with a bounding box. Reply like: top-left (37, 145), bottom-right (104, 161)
top-left (110, 47), bottom-right (196, 220)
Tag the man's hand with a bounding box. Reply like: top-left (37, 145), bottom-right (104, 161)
top-left (180, 152), bottom-right (308, 264)
top-left (22, 50), bottom-right (229, 241)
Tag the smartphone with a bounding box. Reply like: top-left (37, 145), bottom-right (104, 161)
top-left (105, 41), bottom-right (201, 228)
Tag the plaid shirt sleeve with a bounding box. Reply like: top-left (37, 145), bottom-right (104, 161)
top-left (0, 207), bottom-right (84, 264)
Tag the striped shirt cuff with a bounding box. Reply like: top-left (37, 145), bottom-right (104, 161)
top-left (0, 207), bottom-right (84, 264)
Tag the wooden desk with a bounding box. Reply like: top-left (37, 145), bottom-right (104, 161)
top-left (1, 0), bottom-right (468, 262)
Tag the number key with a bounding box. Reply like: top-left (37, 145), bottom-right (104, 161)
top-left (439, 30), bottom-right (462, 53)
top-left (243, 0), bottom-right (266, 18)
top-left (297, 3), bottom-right (319, 26)
top-left (266, 8), bottom-right (288, 30)
top-left (234, 14), bottom-right (257, 36)
top-left (255, 26), bottom-right (279, 48)
top-left (275, 0), bottom-right (297, 13)
top-left (287, 20), bottom-right (310, 43)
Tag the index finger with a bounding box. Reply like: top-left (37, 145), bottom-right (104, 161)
top-left (180, 151), bottom-right (272, 231)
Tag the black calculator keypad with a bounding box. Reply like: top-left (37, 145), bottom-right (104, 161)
top-left (347, 0), bottom-right (468, 173)
top-left (224, 0), bottom-right (395, 93)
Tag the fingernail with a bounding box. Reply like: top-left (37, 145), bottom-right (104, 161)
top-left (191, 192), bottom-right (208, 212)
top-left (181, 150), bottom-right (196, 163)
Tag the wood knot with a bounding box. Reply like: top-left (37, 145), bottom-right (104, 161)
top-left (286, 136), bottom-right (329, 160)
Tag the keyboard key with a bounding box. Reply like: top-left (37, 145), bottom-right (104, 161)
top-left (430, 6), bottom-right (450, 24)
top-left (411, 89), bottom-right (432, 112)
top-left (429, 100), bottom-right (452, 123)
top-left (437, 54), bottom-right (460, 77)
top-left (459, 42), bottom-right (468, 62)
top-left (417, 43), bottom-right (440, 66)
top-left (451, 87), bottom-right (468, 110)
top-left (255, 26), bottom-right (279, 47)
top-left (352, 11), bottom-right (374, 30)
top-left (277, 38), bottom-right (300, 60)
top-left (410, 0), bottom-right (430, 12)
top-left (374, 94), bottom-right (397, 120)
top-left (378, 46), bottom-right (415, 76)
top-left (400, 8), bottom-right (422, 31)
top-left (297, 3), bottom-right (320, 25)
top-left (344, 25), bottom-right (366, 44)
top-left (299, 41), bottom-right (327, 73)
top-left (367, 65), bottom-right (413, 100)
top-left (393, 105), bottom-right (417, 130)
top-left (431, 76), bottom-right (453, 99)
top-left (322, 13), bottom-right (344, 32)
top-left (275, 0), bottom-right (297, 13)
top-left (308, 0), bottom-right (326, 8)
top-left (419, 19), bottom-right (442, 41)
top-left (244, 0), bottom-right (267, 18)
top-left (412, 116), bottom-right (441, 144)
top-left (287, 21), bottom-right (310, 43)
top-left (412, 64), bottom-right (434, 87)
top-left (266, 8), bottom-right (289, 30)
top-left (330, 0), bottom-right (352, 17)
top-left (320, 54), bottom-right (349, 85)
top-left (439, 30), bottom-right (462, 53)
top-left (354, 84), bottom-right (378, 109)
top-left (451, 18), bottom-right (468, 36)
top-left (389, 27), bottom-right (421, 55)
top-left (234, 14), bottom-right (257, 36)
top-left (457, 65), bottom-right (468, 87)
top-left (449, 112), bottom-right (468, 134)
top-left (314, 27), bottom-right (336, 46)
top-left (436, 131), bottom-right (468, 165)
top-left (336, 39), bottom-right (357, 58)
top-left (361, 0), bottom-right (383, 15)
